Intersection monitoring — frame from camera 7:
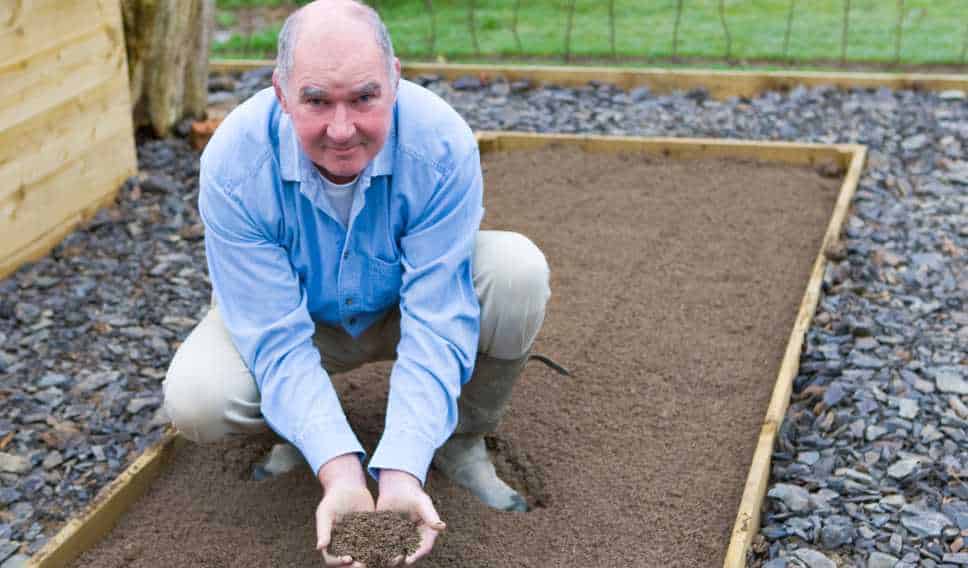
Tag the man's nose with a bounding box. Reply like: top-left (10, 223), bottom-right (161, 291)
top-left (327, 104), bottom-right (355, 143)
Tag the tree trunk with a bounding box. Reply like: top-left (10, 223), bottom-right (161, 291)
top-left (121, 0), bottom-right (214, 137)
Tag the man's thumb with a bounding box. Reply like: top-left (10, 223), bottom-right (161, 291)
top-left (316, 515), bottom-right (333, 549)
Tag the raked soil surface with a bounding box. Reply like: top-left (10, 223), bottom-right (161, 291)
top-left (75, 146), bottom-right (839, 567)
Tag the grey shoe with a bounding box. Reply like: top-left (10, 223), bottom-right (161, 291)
top-left (434, 433), bottom-right (527, 512)
top-left (252, 442), bottom-right (304, 481)
top-left (434, 353), bottom-right (533, 511)
top-left (435, 352), bottom-right (567, 511)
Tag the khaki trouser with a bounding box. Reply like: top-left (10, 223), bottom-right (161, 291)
top-left (162, 230), bottom-right (550, 444)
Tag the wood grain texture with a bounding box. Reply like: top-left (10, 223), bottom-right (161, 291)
top-left (0, 0), bottom-right (136, 279)
top-left (0, 128), bottom-right (135, 254)
top-left (0, 193), bottom-right (115, 280)
top-left (0, 26), bottom-right (123, 129)
top-left (0, 74), bottom-right (132, 200)
top-left (121, 0), bottom-right (213, 136)
top-left (0, 0), bottom-right (115, 66)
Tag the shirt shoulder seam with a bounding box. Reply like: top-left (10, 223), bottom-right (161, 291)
top-left (396, 142), bottom-right (452, 178)
top-left (207, 148), bottom-right (275, 198)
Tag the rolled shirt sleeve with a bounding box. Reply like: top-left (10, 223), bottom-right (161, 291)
top-left (198, 171), bottom-right (365, 477)
top-left (368, 148), bottom-right (484, 483)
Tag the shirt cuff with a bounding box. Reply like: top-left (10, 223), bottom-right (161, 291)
top-left (294, 418), bottom-right (366, 477)
top-left (367, 429), bottom-right (438, 485)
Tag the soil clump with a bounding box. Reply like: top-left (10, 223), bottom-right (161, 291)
top-left (74, 147), bottom-right (839, 566)
top-left (329, 512), bottom-right (419, 567)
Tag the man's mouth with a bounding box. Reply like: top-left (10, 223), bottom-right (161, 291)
top-left (327, 142), bottom-right (362, 151)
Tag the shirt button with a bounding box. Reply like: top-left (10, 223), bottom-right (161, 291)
top-left (345, 298), bottom-right (353, 305)
top-left (343, 251), bottom-right (349, 259)
top-left (348, 317), bottom-right (357, 325)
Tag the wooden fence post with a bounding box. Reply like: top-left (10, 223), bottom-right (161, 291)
top-left (962, 21), bottom-right (968, 65)
top-left (672, 0), bottom-right (684, 58)
top-left (840, 0), bottom-right (851, 64)
top-left (893, 0), bottom-right (903, 65)
top-left (425, 0), bottom-right (436, 56)
top-left (718, 0), bottom-right (732, 61)
top-left (609, 0), bottom-right (616, 59)
top-left (564, 0), bottom-right (577, 62)
top-left (783, 0), bottom-right (796, 61)
top-left (468, 0), bottom-right (480, 56)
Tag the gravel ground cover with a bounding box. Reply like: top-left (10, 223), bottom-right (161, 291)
top-left (0, 67), bottom-right (964, 567)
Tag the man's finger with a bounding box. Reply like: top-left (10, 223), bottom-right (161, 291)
top-left (405, 525), bottom-right (440, 565)
top-left (415, 495), bottom-right (445, 531)
top-left (316, 510), bottom-right (334, 550)
top-left (321, 548), bottom-right (353, 567)
top-left (318, 520), bottom-right (355, 567)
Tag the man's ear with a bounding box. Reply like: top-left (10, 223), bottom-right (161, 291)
top-left (272, 70), bottom-right (290, 114)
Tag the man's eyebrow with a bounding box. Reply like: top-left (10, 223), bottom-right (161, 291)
top-left (299, 86), bottom-right (327, 99)
top-left (351, 82), bottom-right (381, 97)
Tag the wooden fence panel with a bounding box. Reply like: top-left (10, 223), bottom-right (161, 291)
top-left (0, 0), bottom-right (137, 279)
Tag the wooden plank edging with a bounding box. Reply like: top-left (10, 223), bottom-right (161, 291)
top-left (27, 431), bottom-right (181, 568)
top-left (210, 59), bottom-right (967, 99)
top-left (24, 134), bottom-right (867, 567)
top-left (474, 131), bottom-right (860, 171)
top-left (722, 145), bottom-right (867, 567)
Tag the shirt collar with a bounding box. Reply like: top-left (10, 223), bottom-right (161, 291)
top-left (279, 111), bottom-right (302, 182)
top-left (370, 109), bottom-right (396, 177)
top-left (278, 105), bottom-right (397, 184)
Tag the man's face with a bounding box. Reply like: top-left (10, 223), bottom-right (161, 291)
top-left (275, 25), bottom-right (398, 184)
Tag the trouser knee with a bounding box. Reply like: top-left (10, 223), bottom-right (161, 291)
top-left (475, 231), bottom-right (551, 360)
top-left (162, 307), bottom-right (264, 442)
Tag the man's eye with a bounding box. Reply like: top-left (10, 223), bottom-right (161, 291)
top-left (357, 94), bottom-right (373, 104)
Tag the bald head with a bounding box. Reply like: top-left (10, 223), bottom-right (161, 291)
top-left (275, 0), bottom-right (397, 94)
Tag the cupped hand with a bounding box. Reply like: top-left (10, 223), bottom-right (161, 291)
top-left (316, 454), bottom-right (376, 567)
top-left (376, 469), bottom-right (446, 566)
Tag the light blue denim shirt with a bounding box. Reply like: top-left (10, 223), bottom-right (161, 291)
top-left (198, 80), bottom-right (483, 483)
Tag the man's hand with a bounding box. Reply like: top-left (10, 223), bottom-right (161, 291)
top-left (316, 454), bottom-right (375, 567)
top-left (376, 469), bottom-right (446, 565)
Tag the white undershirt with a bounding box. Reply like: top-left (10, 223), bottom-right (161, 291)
top-left (320, 174), bottom-right (358, 228)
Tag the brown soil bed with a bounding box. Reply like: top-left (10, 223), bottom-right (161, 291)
top-left (74, 146), bottom-right (840, 567)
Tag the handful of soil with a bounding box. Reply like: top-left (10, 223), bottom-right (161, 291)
top-left (329, 512), bottom-right (420, 567)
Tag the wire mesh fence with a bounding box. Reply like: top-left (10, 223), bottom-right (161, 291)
top-left (213, 0), bottom-right (968, 67)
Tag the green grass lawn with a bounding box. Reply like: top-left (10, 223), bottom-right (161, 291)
top-left (213, 0), bottom-right (967, 66)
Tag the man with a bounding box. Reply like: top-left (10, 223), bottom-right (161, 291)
top-left (163, 0), bottom-right (550, 564)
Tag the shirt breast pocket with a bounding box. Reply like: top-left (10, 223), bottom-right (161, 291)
top-left (362, 256), bottom-right (403, 311)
